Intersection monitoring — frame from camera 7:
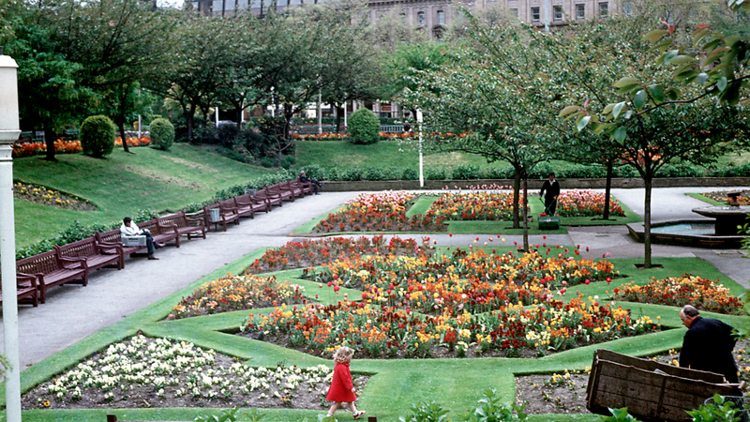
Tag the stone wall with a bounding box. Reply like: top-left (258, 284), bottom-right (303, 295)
top-left (320, 177), bottom-right (750, 192)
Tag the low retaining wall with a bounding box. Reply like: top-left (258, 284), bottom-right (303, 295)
top-left (321, 177), bottom-right (750, 192)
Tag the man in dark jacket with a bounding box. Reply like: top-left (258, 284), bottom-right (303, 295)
top-left (539, 172), bottom-right (560, 216)
top-left (679, 305), bottom-right (739, 383)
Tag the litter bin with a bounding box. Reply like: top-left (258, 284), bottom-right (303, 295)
top-left (209, 208), bottom-right (221, 223)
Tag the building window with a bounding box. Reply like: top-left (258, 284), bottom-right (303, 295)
top-left (622, 1), bottom-right (633, 16)
top-left (418, 11), bottom-right (426, 26)
top-left (599, 2), bottom-right (608, 17)
top-left (510, 7), bottom-right (518, 17)
top-left (531, 6), bottom-right (540, 22)
top-left (553, 5), bottom-right (563, 21)
top-left (437, 10), bottom-right (445, 25)
top-left (575, 3), bottom-right (585, 19)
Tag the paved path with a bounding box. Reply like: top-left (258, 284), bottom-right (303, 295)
top-left (1, 187), bottom-right (748, 370)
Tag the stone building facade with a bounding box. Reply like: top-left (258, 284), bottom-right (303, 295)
top-left (193, 0), bottom-right (625, 39)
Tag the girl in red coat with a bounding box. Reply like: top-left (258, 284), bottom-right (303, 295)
top-left (326, 346), bottom-right (366, 419)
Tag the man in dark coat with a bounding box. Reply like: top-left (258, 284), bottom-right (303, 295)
top-left (679, 305), bottom-right (739, 383)
top-left (539, 172), bottom-right (560, 216)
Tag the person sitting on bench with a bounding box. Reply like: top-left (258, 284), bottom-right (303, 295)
top-left (120, 217), bottom-right (161, 260)
top-left (300, 171), bottom-right (322, 195)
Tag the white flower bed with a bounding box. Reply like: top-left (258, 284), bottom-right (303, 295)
top-left (24, 335), bottom-right (345, 410)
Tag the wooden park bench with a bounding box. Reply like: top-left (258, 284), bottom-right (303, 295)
top-left (218, 198), bottom-right (253, 219)
top-left (254, 186), bottom-right (284, 207)
top-left (157, 211), bottom-right (207, 247)
top-left (203, 203), bottom-right (241, 232)
top-left (55, 235), bottom-right (124, 272)
top-left (235, 193), bottom-right (271, 216)
top-left (16, 250), bottom-right (88, 303)
top-left (290, 179), bottom-right (315, 196)
top-left (138, 219), bottom-right (179, 247)
top-left (268, 182), bottom-right (297, 202)
top-left (0, 273), bottom-right (39, 307)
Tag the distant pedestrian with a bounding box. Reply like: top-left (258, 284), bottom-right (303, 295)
top-left (679, 305), bottom-right (739, 383)
top-left (120, 217), bottom-right (161, 260)
top-left (326, 346), bottom-right (366, 419)
top-left (403, 120), bottom-right (412, 133)
top-left (539, 172), bottom-right (560, 216)
top-left (299, 170), bottom-right (321, 195)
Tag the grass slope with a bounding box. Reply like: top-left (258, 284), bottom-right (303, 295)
top-left (13, 145), bottom-right (270, 247)
top-left (6, 243), bottom-right (746, 421)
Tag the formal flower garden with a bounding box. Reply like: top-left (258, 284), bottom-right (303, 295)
top-left (311, 190), bottom-right (630, 234)
top-left (22, 335), bottom-right (367, 411)
top-left (701, 190), bottom-right (750, 205)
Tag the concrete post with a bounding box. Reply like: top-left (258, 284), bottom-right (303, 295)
top-left (417, 109), bottom-right (424, 188)
top-left (0, 51), bottom-right (23, 422)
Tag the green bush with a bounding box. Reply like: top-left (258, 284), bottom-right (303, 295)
top-left (710, 162), bottom-right (750, 177)
top-left (340, 167), bottom-right (364, 181)
top-left (426, 168), bottom-right (447, 180)
top-left (364, 166), bottom-right (386, 181)
top-left (299, 164), bottom-right (325, 180)
top-left (402, 168), bottom-right (419, 180)
top-left (150, 118), bottom-right (175, 150)
top-left (279, 155), bottom-right (296, 169)
top-left (80, 115), bottom-right (115, 158)
top-left (451, 164), bottom-right (481, 180)
top-left (348, 109), bottom-right (381, 145)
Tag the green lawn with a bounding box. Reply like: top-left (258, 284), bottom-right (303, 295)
top-left (13, 145), bottom-right (270, 247)
top-left (6, 243), bottom-right (746, 421)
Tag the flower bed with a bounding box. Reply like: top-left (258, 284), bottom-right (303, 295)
top-left (12, 140), bottom-right (82, 158)
top-left (244, 296), bottom-right (657, 359)
top-left (12, 136), bottom-right (150, 158)
top-left (115, 136), bottom-right (151, 147)
top-left (22, 335), bottom-right (365, 410)
top-left (303, 248), bottom-right (617, 314)
top-left (167, 274), bottom-right (306, 320)
top-left (244, 235), bottom-right (424, 274)
top-left (556, 190), bottom-right (625, 217)
top-left (13, 182), bottom-right (97, 211)
top-left (610, 275), bottom-right (744, 315)
top-left (427, 192), bottom-right (518, 221)
top-left (313, 191), bottom-right (446, 233)
top-left (701, 190), bottom-right (750, 206)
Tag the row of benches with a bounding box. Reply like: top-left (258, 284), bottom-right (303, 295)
top-left (3, 211), bottom-right (206, 307)
top-left (2, 180), bottom-right (316, 307)
top-left (202, 180), bottom-right (314, 231)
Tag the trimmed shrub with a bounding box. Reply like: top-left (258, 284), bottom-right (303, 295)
top-left (80, 115), bottom-right (115, 158)
top-left (348, 109), bottom-right (380, 145)
top-left (451, 164), bottom-right (481, 180)
top-left (300, 164), bottom-right (325, 180)
top-left (150, 118), bottom-right (175, 151)
top-left (426, 168), bottom-right (447, 180)
top-left (402, 168), bottom-right (419, 180)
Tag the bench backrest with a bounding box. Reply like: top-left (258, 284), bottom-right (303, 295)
top-left (97, 229), bottom-right (122, 244)
top-left (55, 236), bottom-right (97, 258)
top-left (138, 219), bottom-right (160, 235)
top-left (16, 250), bottom-right (61, 274)
top-left (218, 198), bottom-right (237, 210)
top-left (159, 211), bottom-right (187, 228)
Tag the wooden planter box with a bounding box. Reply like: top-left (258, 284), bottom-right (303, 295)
top-left (586, 349), bottom-right (742, 422)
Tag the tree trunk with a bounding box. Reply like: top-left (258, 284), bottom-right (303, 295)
top-left (186, 104), bottom-right (195, 142)
top-left (522, 173), bottom-right (529, 252)
top-left (117, 120), bottom-right (131, 154)
top-left (643, 175), bottom-right (653, 268)
top-left (603, 161), bottom-right (613, 220)
top-left (44, 126), bottom-right (56, 161)
top-left (512, 170), bottom-right (521, 229)
top-left (335, 105), bottom-right (343, 133)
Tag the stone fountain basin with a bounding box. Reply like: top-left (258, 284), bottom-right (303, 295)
top-left (627, 219), bottom-right (747, 249)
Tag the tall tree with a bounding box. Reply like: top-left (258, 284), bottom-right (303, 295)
top-left (404, 14), bottom-right (563, 251)
top-left (1, 0), bottom-right (91, 161)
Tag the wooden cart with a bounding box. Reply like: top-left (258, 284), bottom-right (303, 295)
top-left (586, 349), bottom-right (743, 422)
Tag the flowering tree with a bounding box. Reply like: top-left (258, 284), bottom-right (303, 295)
top-left (404, 13), bottom-right (563, 251)
top-left (560, 10), bottom-right (749, 267)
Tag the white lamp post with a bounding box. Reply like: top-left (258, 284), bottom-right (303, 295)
top-left (0, 48), bottom-right (23, 422)
top-left (416, 109), bottom-right (424, 188)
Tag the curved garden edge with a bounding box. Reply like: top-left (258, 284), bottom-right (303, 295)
top-left (321, 177), bottom-right (750, 192)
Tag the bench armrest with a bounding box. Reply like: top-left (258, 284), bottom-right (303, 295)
top-left (97, 241), bottom-right (123, 255)
top-left (59, 256), bottom-right (89, 270)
